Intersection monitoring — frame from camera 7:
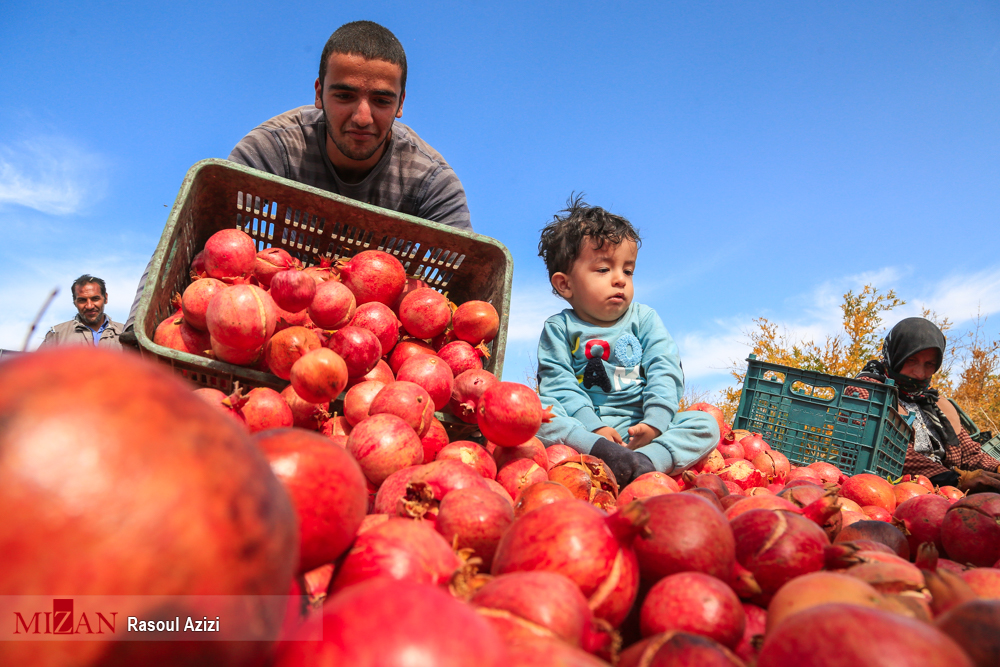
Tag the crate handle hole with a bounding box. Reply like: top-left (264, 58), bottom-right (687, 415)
top-left (790, 381), bottom-right (836, 401)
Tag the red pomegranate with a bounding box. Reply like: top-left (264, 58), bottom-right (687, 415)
top-left (619, 633), bottom-right (745, 667)
top-left (280, 385), bottom-right (328, 431)
top-left (734, 602), bottom-right (767, 665)
top-left (513, 481), bottom-right (576, 517)
top-left (691, 448), bottom-right (726, 474)
top-left (372, 465), bottom-right (422, 515)
top-left (438, 340), bottom-right (485, 376)
top-left (350, 301), bottom-right (401, 358)
top-left (725, 494), bottom-right (800, 521)
top-left (477, 382), bottom-right (553, 447)
top-left (346, 414), bottom-right (423, 487)
top-left (336, 249), bottom-right (407, 307)
top-left (210, 337), bottom-right (262, 365)
top-left (253, 247), bottom-right (299, 287)
top-left (437, 441), bottom-right (498, 479)
top-left (633, 492), bottom-right (736, 584)
top-left (399, 288), bottom-right (452, 339)
top-left (392, 276), bottom-right (429, 313)
top-left (731, 509), bottom-right (829, 599)
top-left (959, 568), bottom-right (1000, 598)
top-left (717, 432), bottom-right (745, 460)
top-left (193, 386), bottom-right (247, 425)
top-left (493, 436), bottom-right (549, 472)
top-left (785, 466), bottom-right (824, 483)
top-left (496, 458), bottom-right (549, 500)
top-left (254, 428), bottom-right (366, 573)
top-left (450, 368), bottom-right (500, 423)
top-left (181, 277), bottom-right (227, 331)
top-left (0, 348), bottom-right (296, 667)
top-left (325, 325), bottom-right (382, 378)
top-left (289, 348), bottom-right (349, 404)
top-left (719, 459), bottom-right (766, 490)
top-left (894, 481), bottom-right (931, 505)
top-left (548, 444), bottom-right (584, 467)
top-left (941, 493), bottom-right (1000, 567)
top-left (752, 450), bottom-right (790, 480)
top-left (329, 517), bottom-right (461, 593)
top-left (153, 304), bottom-right (212, 357)
top-left (344, 357), bottom-right (395, 390)
top-left (342, 380), bottom-right (387, 427)
top-left (452, 300), bottom-right (500, 345)
top-left (436, 487), bottom-right (514, 570)
top-left (757, 603), bottom-right (972, 667)
top-left (618, 472), bottom-right (681, 506)
top-left (492, 499), bottom-right (648, 626)
top-left (420, 416), bottom-right (449, 463)
top-left (274, 578), bottom-right (508, 667)
top-left (807, 461), bottom-right (845, 484)
top-left (841, 473), bottom-right (897, 513)
top-left (396, 353), bottom-right (454, 411)
top-left (739, 433), bottom-right (770, 461)
top-left (269, 269), bottom-right (317, 314)
top-left (368, 381), bottom-right (434, 437)
top-left (835, 520), bottom-right (911, 560)
top-left (265, 326), bottom-right (322, 380)
top-left (388, 338), bottom-right (436, 374)
top-left (241, 387), bottom-right (294, 433)
top-left (206, 283), bottom-right (277, 350)
top-left (935, 599), bottom-right (1000, 667)
top-left (486, 478), bottom-right (515, 507)
top-left (307, 279), bottom-right (356, 330)
top-left (204, 228), bottom-right (257, 279)
top-left (938, 485), bottom-right (966, 501)
top-left (862, 505), bottom-right (893, 522)
top-left (640, 572), bottom-right (745, 648)
top-left (765, 571), bottom-right (884, 635)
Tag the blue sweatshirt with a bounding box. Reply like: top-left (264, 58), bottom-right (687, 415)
top-left (536, 301), bottom-right (683, 442)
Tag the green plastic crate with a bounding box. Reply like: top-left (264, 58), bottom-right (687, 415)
top-left (733, 355), bottom-right (913, 479)
top-left (135, 159), bottom-right (513, 436)
top-left (981, 433), bottom-right (1000, 460)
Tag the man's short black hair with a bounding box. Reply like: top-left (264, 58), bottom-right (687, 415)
top-left (319, 21), bottom-right (407, 94)
top-left (72, 274), bottom-right (107, 299)
top-left (538, 194), bottom-right (641, 293)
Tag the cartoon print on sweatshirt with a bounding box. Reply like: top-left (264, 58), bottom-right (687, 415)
top-left (574, 334), bottom-right (645, 394)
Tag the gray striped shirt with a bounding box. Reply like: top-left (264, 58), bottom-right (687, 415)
top-left (228, 106), bottom-right (471, 230)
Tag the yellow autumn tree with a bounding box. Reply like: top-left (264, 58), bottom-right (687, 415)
top-left (947, 314), bottom-right (1000, 437)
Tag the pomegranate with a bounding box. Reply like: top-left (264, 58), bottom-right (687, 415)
top-left (634, 492), bottom-right (736, 584)
top-left (396, 353), bottom-right (454, 411)
top-left (477, 382), bottom-right (553, 447)
top-left (204, 228), bottom-right (257, 279)
top-left (496, 458), bottom-right (549, 500)
top-left (241, 387), bottom-right (294, 433)
top-left (437, 441), bottom-right (498, 479)
top-left (290, 348), bottom-right (349, 403)
top-left (154, 304), bottom-right (212, 357)
top-left (265, 326), bottom-right (322, 380)
top-left (935, 599), bottom-right (1000, 667)
top-left (618, 471), bottom-right (681, 506)
top-left (399, 459), bottom-right (491, 521)
top-left (717, 432), bottom-right (745, 460)
top-left (206, 283), bottom-right (277, 350)
top-left (388, 337), bottom-right (436, 374)
top-left (307, 279), bottom-right (356, 330)
top-left (368, 381), bottom-right (434, 437)
top-left (938, 485), bottom-right (966, 501)
top-left (344, 357), bottom-right (395, 390)
top-left (372, 465), bottom-right (422, 515)
top-left (253, 246), bottom-right (298, 287)
top-left (841, 473), bottom-right (896, 513)
top-left (785, 466), bottom-right (824, 483)
top-left (275, 578), bottom-right (508, 666)
top-left (752, 450), bottom-right (790, 480)
top-left (452, 299), bottom-right (500, 345)
top-left (941, 493), bottom-right (1000, 567)
top-left (757, 603), bottom-right (972, 667)
top-left (718, 459), bottom-right (766, 490)
top-left (438, 340), bottom-right (485, 376)
top-left (806, 461), bottom-right (844, 484)
top-left (269, 269), bottom-right (316, 314)
top-left (691, 448), bottom-right (726, 473)
top-left (765, 572), bottom-right (884, 635)
top-left (894, 481), bottom-right (931, 505)
top-left (336, 249), bottom-right (407, 307)
top-left (835, 520), bottom-right (910, 560)
top-left (280, 385), bottom-right (328, 431)
top-left (450, 368), bottom-right (499, 423)
top-left (302, 257), bottom-right (338, 285)
top-left (485, 478), bottom-right (515, 507)
top-left (341, 380), bottom-right (387, 427)
top-left (470, 571), bottom-right (594, 647)
top-left (346, 413), bottom-right (423, 486)
top-left (436, 487), bottom-right (514, 570)
top-left (0, 348), bottom-right (296, 667)
top-left (734, 602), bottom-right (768, 665)
top-left (725, 495), bottom-right (800, 521)
top-left (619, 633), bottom-right (745, 667)
top-left (492, 499), bottom-right (649, 626)
top-left (254, 428), bottom-right (366, 573)
top-left (862, 505), bottom-right (893, 522)
top-left (211, 337), bottom-right (262, 365)
top-left (419, 416), bottom-right (449, 463)
top-left (399, 288), bottom-right (452, 339)
top-left (739, 433), bottom-right (770, 460)
top-left (326, 325), bottom-right (382, 378)
top-left (493, 436), bottom-right (549, 472)
top-left (548, 443), bottom-right (584, 467)
top-left (640, 572), bottom-right (746, 648)
top-left (731, 509), bottom-right (829, 599)
top-left (181, 277), bottom-right (227, 331)
top-left (514, 481), bottom-right (575, 517)
top-left (193, 386), bottom-right (247, 425)
top-left (505, 636), bottom-right (612, 667)
top-left (349, 301), bottom-right (401, 358)
top-left (959, 568), bottom-right (1000, 598)
top-left (681, 471), bottom-right (729, 498)
top-left (392, 276), bottom-right (429, 313)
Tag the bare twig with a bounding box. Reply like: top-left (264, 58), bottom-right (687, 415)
top-left (22, 288), bottom-right (59, 351)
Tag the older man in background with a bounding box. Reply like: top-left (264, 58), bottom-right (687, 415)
top-left (42, 275), bottom-right (124, 349)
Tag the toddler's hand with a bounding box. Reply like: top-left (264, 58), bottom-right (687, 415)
top-left (627, 423), bottom-right (661, 450)
top-left (594, 426), bottom-right (625, 446)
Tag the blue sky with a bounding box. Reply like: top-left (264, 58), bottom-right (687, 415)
top-left (2, 1), bottom-right (998, 398)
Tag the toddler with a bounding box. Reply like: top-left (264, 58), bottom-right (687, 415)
top-left (535, 197), bottom-right (719, 486)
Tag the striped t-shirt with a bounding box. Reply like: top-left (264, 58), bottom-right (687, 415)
top-left (228, 106), bottom-right (471, 231)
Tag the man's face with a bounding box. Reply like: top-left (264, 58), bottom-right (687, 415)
top-left (73, 283), bottom-right (107, 328)
top-left (314, 52), bottom-right (405, 166)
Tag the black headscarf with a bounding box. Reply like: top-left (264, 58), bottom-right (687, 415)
top-left (857, 317), bottom-right (958, 452)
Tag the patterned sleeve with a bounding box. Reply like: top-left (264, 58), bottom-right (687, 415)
top-left (955, 428), bottom-right (1000, 472)
top-left (903, 437), bottom-right (952, 478)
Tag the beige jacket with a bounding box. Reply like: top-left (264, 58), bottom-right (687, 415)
top-left (40, 315), bottom-right (125, 350)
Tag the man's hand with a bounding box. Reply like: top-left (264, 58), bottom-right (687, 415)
top-left (591, 439), bottom-right (656, 487)
top-left (956, 468), bottom-right (1000, 494)
top-left (627, 423), bottom-right (661, 450)
top-left (594, 426), bottom-right (625, 446)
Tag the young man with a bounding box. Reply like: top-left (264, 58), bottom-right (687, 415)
top-left (126, 21), bottom-right (469, 331)
top-left (42, 275), bottom-right (125, 349)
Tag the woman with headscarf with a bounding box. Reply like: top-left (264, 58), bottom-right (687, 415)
top-left (855, 317), bottom-right (1000, 493)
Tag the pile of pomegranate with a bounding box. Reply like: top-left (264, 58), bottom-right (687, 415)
top-left (12, 229), bottom-right (998, 665)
